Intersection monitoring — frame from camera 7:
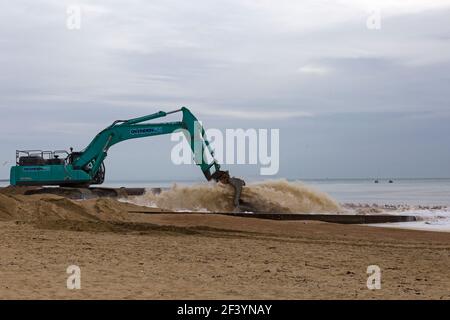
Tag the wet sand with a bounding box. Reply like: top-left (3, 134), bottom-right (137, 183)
top-left (0, 188), bottom-right (449, 299)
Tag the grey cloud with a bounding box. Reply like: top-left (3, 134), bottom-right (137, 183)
top-left (1, 1), bottom-right (450, 179)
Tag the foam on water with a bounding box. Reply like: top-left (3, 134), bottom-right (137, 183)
top-left (371, 208), bottom-right (450, 232)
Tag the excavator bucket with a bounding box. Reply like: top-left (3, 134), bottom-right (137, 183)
top-left (211, 170), bottom-right (246, 211)
top-left (227, 177), bottom-right (246, 211)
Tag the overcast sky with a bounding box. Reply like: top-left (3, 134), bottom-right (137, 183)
top-left (1, 0), bottom-right (450, 181)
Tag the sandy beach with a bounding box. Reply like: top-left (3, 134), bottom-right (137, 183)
top-left (0, 187), bottom-right (449, 300)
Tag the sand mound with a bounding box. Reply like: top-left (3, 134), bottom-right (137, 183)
top-left (0, 191), bottom-right (144, 228)
top-left (127, 179), bottom-right (341, 213)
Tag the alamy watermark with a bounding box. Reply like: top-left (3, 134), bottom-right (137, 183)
top-left (366, 7), bottom-right (381, 30)
top-left (366, 265), bottom-right (381, 290)
top-left (67, 265), bottom-right (81, 289)
top-left (170, 122), bottom-right (279, 175)
top-left (66, 5), bottom-right (82, 30)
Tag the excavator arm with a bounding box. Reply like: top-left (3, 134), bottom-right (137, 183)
top-left (10, 107), bottom-right (245, 209)
top-left (72, 107), bottom-right (226, 182)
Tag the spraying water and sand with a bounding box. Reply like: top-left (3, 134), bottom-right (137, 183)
top-left (0, 180), bottom-right (340, 221)
top-left (118, 179), bottom-right (450, 232)
top-left (124, 180), bottom-right (342, 214)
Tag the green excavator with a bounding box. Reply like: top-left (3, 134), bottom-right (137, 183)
top-left (10, 107), bottom-right (245, 209)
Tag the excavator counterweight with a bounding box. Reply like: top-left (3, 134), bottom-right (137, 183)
top-left (10, 107), bottom-right (246, 210)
